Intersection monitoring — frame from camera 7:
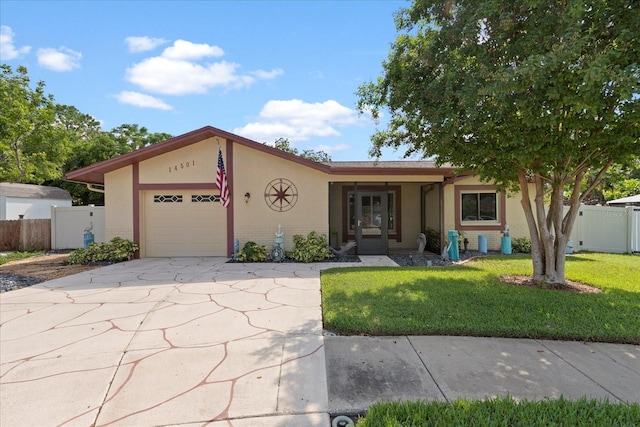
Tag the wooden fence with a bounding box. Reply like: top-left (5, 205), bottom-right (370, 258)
top-left (0, 218), bottom-right (51, 251)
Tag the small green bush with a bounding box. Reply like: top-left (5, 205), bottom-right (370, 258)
top-left (67, 237), bottom-right (138, 265)
top-left (512, 237), bottom-right (532, 253)
top-left (423, 228), bottom-right (441, 254)
top-left (290, 231), bottom-right (334, 263)
top-left (236, 241), bottom-right (268, 262)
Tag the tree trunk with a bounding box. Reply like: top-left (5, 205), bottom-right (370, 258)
top-left (518, 172), bottom-right (544, 282)
top-left (520, 174), bottom-right (571, 286)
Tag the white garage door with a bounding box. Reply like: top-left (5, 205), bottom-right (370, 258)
top-left (143, 191), bottom-right (227, 257)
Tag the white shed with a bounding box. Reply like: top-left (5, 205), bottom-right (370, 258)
top-left (0, 182), bottom-right (72, 220)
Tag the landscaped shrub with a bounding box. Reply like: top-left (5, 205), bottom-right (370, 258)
top-left (289, 231), bottom-right (334, 263)
top-left (512, 237), bottom-right (532, 253)
top-left (67, 237), bottom-right (138, 265)
top-left (423, 228), bottom-right (441, 254)
top-left (236, 241), bottom-right (268, 262)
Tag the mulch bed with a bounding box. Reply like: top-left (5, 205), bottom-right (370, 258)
top-left (500, 275), bottom-right (603, 293)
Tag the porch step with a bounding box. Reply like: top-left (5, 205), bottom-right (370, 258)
top-left (358, 255), bottom-right (399, 267)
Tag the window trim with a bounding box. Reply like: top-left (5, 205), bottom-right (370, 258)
top-left (454, 185), bottom-right (505, 231)
top-left (342, 185), bottom-right (402, 242)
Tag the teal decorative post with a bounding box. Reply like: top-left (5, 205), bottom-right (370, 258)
top-left (447, 230), bottom-right (459, 261)
top-left (501, 223), bottom-right (512, 255)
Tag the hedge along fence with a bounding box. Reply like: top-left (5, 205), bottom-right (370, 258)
top-left (0, 218), bottom-right (51, 251)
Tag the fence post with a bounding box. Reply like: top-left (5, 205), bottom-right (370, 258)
top-left (51, 205), bottom-right (57, 250)
top-left (18, 214), bottom-right (25, 251)
top-left (628, 206), bottom-right (640, 254)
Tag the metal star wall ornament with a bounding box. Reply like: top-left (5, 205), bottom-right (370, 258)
top-left (264, 178), bottom-right (298, 212)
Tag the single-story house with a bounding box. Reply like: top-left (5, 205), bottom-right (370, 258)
top-left (0, 182), bottom-right (72, 220)
top-left (65, 126), bottom-right (533, 258)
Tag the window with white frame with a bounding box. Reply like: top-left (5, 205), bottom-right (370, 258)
top-left (461, 192), bottom-right (497, 221)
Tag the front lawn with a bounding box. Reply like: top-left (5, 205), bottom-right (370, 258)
top-left (356, 397), bottom-right (640, 426)
top-left (321, 253), bottom-right (640, 344)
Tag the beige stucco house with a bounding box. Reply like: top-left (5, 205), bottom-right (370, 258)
top-left (66, 126), bottom-right (531, 258)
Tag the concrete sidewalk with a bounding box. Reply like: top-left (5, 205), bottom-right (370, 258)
top-left (325, 335), bottom-right (640, 417)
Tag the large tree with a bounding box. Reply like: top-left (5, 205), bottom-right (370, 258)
top-left (0, 65), bottom-right (63, 183)
top-left (270, 137), bottom-right (332, 163)
top-left (358, 1), bottom-right (639, 285)
top-left (110, 123), bottom-right (172, 151)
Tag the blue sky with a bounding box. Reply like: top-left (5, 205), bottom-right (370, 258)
top-left (1, 0), bottom-right (412, 161)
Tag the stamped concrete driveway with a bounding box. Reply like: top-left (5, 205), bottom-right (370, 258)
top-left (0, 257), bottom-right (340, 426)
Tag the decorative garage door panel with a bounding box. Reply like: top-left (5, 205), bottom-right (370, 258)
top-left (144, 191), bottom-right (226, 257)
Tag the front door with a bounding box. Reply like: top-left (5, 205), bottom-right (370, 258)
top-left (355, 191), bottom-right (388, 255)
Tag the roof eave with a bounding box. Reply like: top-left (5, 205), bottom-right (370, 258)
top-left (64, 126), bottom-right (332, 185)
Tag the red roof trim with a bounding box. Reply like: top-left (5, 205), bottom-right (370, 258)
top-left (65, 125), bottom-right (460, 184)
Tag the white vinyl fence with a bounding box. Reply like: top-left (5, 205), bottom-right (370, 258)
top-left (569, 205), bottom-right (639, 254)
top-left (50, 205), bottom-right (105, 250)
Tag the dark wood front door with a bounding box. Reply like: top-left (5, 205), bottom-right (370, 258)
top-left (355, 191), bottom-right (388, 255)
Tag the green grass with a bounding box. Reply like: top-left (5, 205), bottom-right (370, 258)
top-left (356, 397), bottom-right (640, 426)
top-left (0, 251), bottom-right (43, 265)
top-left (321, 253), bottom-right (640, 344)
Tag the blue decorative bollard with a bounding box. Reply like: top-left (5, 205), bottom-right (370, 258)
top-left (501, 236), bottom-right (512, 255)
top-left (447, 230), bottom-right (459, 261)
top-left (83, 232), bottom-right (94, 248)
top-left (478, 234), bottom-right (487, 254)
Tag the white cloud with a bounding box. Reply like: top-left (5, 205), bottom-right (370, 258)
top-left (127, 57), bottom-right (252, 95)
top-left (161, 39), bottom-right (224, 60)
top-left (125, 39), bottom-right (281, 95)
top-left (37, 47), bottom-right (81, 71)
top-left (115, 91), bottom-right (173, 110)
top-left (125, 36), bottom-right (168, 53)
top-left (251, 68), bottom-right (284, 79)
top-left (0, 26), bottom-right (31, 60)
top-left (314, 143), bottom-right (351, 154)
top-left (234, 99), bottom-right (368, 142)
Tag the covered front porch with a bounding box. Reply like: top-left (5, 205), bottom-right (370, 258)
top-left (328, 181), bottom-right (444, 255)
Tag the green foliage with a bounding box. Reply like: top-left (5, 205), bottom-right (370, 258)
top-left (357, 0), bottom-right (640, 285)
top-left (0, 64), bottom-right (61, 183)
top-left (0, 251), bottom-right (43, 265)
top-left (457, 230), bottom-right (467, 251)
top-left (422, 228), bottom-right (441, 254)
top-left (358, 397), bottom-right (640, 427)
top-left (512, 237), bottom-right (532, 254)
top-left (604, 178), bottom-right (640, 202)
top-left (270, 137), bottom-right (331, 163)
top-left (290, 231), bottom-right (334, 263)
top-left (321, 253), bottom-right (640, 343)
top-left (236, 241), bottom-right (268, 262)
top-left (0, 65), bottom-right (172, 203)
top-left (67, 237), bottom-right (138, 265)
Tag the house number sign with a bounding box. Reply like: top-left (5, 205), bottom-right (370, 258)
top-left (168, 160), bottom-right (195, 173)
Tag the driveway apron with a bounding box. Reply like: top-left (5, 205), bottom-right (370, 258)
top-left (0, 258), bottom-right (332, 426)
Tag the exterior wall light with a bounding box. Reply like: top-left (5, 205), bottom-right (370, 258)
top-left (244, 192), bottom-right (251, 203)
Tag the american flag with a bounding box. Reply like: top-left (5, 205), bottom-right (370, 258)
top-left (216, 146), bottom-right (230, 207)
